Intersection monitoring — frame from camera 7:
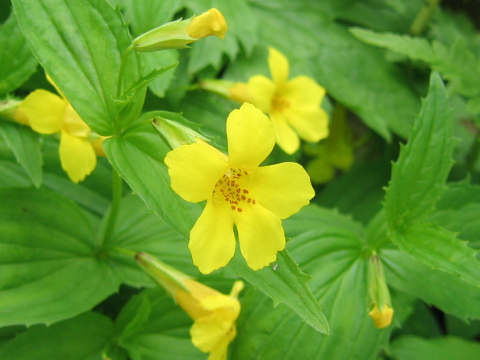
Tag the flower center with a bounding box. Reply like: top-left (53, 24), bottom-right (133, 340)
top-left (212, 168), bottom-right (256, 212)
top-left (271, 94), bottom-right (289, 113)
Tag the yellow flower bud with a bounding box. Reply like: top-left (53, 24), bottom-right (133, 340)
top-left (132, 8), bottom-right (227, 52)
top-left (152, 115), bottom-right (209, 149)
top-left (0, 98), bottom-right (29, 126)
top-left (367, 254), bottom-right (394, 329)
top-left (186, 8), bottom-right (227, 40)
top-left (198, 79), bottom-right (253, 104)
top-left (369, 304), bottom-right (394, 329)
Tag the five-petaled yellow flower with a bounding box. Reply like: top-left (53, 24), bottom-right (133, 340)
top-left (248, 47), bottom-right (329, 154)
top-left (165, 103), bottom-right (315, 274)
top-left (18, 76), bottom-right (106, 183)
top-left (136, 252), bottom-right (243, 360)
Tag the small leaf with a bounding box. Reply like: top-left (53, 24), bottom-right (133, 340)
top-left (385, 72), bottom-right (454, 228)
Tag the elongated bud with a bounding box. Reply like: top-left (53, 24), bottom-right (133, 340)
top-left (199, 79), bottom-right (253, 104)
top-left (0, 98), bottom-right (29, 126)
top-left (135, 252), bottom-right (191, 297)
top-left (367, 254), bottom-right (394, 329)
top-left (152, 115), bottom-right (209, 149)
top-left (132, 8), bottom-right (227, 52)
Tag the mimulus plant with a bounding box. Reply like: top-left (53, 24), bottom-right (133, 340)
top-left (165, 103), bottom-right (315, 273)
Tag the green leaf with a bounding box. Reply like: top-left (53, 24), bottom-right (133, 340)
top-left (141, 51), bottom-right (179, 98)
top-left (105, 123), bottom-right (328, 333)
top-left (0, 188), bottom-right (120, 326)
top-left (0, 11), bottom-right (37, 95)
top-left (390, 223), bottom-right (480, 289)
top-left (115, 289), bottom-right (203, 360)
top-left (383, 249), bottom-right (480, 321)
top-left (186, 0), bottom-right (258, 73)
top-left (0, 121), bottom-right (42, 187)
top-left (0, 312), bottom-right (114, 360)
top-left (11, 0), bottom-right (142, 135)
top-left (389, 335), bottom-right (480, 360)
top-left (231, 205), bottom-right (391, 360)
top-left (385, 72), bottom-right (454, 228)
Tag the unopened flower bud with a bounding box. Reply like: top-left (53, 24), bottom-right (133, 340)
top-left (367, 254), bottom-right (394, 329)
top-left (199, 79), bottom-right (252, 104)
top-left (152, 115), bottom-right (208, 149)
top-left (132, 8), bottom-right (227, 52)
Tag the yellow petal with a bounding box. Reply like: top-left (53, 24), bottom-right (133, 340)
top-left (268, 47), bottom-right (289, 86)
top-left (283, 75), bottom-right (326, 109)
top-left (251, 163), bottom-right (314, 219)
top-left (63, 103), bottom-right (91, 138)
top-left (235, 203), bottom-right (285, 270)
top-left (189, 200), bottom-right (236, 274)
top-left (226, 103), bottom-right (275, 169)
top-left (270, 113), bottom-right (299, 154)
top-left (369, 305), bottom-right (394, 329)
top-left (190, 313), bottom-right (233, 352)
top-left (46, 74), bottom-right (67, 99)
top-left (19, 90), bottom-right (66, 134)
top-left (201, 295), bottom-right (240, 319)
top-left (284, 107), bottom-right (329, 143)
top-left (165, 140), bottom-right (228, 203)
top-left (247, 75), bottom-right (275, 113)
top-left (59, 130), bottom-right (97, 183)
top-left (206, 327), bottom-right (236, 360)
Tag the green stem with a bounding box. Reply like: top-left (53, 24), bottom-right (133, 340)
top-left (102, 169), bottom-right (123, 243)
top-left (111, 246), bottom-right (137, 258)
top-left (410, 0), bottom-right (441, 36)
top-left (116, 44), bottom-right (134, 99)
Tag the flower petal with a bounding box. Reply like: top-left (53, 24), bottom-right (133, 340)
top-left (59, 130), bottom-right (97, 183)
top-left (247, 75), bottom-right (275, 113)
top-left (235, 203), bottom-right (285, 270)
top-left (270, 113), bottom-right (299, 154)
top-left (190, 313), bottom-right (234, 353)
top-left (284, 107), bottom-right (329, 142)
top-left (165, 140), bottom-right (228, 203)
top-left (283, 75), bottom-right (326, 109)
top-left (251, 163), bottom-right (315, 219)
top-left (189, 201), bottom-right (236, 274)
top-left (268, 47), bottom-right (289, 86)
top-left (63, 103), bottom-right (91, 138)
top-left (19, 90), bottom-right (66, 134)
top-left (227, 103), bottom-right (275, 169)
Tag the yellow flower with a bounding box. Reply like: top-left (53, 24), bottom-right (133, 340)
top-left (369, 304), bottom-right (394, 329)
top-left (248, 47), bottom-right (329, 154)
top-left (165, 103), bottom-right (315, 274)
top-left (136, 253), bottom-right (243, 360)
top-left (18, 76), bottom-right (106, 183)
top-left (132, 8), bottom-right (227, 52)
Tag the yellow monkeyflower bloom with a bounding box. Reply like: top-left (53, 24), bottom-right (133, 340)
top-left (369, 304), bottom-right (394, 329)
top-left (136, 253), bottom-right (243, 360)
top-left (132, 8), bottom-right (227, 52)
top-left (18, 77), bottom-right (106, 183)
top-left (248, 47), bottom-right (329, 154)
top-left (165, 103), bottom-right (315, 274)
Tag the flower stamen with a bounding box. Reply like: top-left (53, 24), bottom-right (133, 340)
top-left (213, 168), bottom-right (255, 211)
top-left (271, 94), bottom-right (289, 113)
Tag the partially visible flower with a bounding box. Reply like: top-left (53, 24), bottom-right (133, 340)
top-left (248, 47), bottom-right (329, 154)
top-left (199, 79), bottom-right (253, 104)
top-left (136, 252), bottom-right (243, 360)
top-left (304, 105), bottom-right (354, 184)
top-left (0, 98), bottom-right (29, 125)
top-left (165, 103), bottom-right (315, 274)
top-left (368, 254), bottom-right (394, 329)
top-left (18, 76), bottom-right (106, 183)
top-left (152, 114), bottom-right (209, 149)
top-left (132, 8), bottom-right (227, 52)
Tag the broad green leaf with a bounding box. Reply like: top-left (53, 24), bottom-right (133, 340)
top-left (0, 121), bottom-right (42, 187)
top-left (383, 249), bottom-right (480, 321)
top-left (0, 11), bottom-right (37, 95)
top-left (231, 205), bottom-right (391, 360)
top-left (351, 28), bottom-right (480, 113)
top-left (385, 72), bottom-right (454, 228)
top-left (397, 301), bottom-right (443, 339)
top-left (141, 51), bottom-right (179, 98)
top-left (0, 161), bottom-right (31, 188)
top-left (389, 335), bottom-right (480, 360)
top-left (0, 312), bottom-right (114, 360)
top-left (115, 289), bottom-right (203, 360)
top-left (446, 315), bottom-right (480, 340)
top-left (186, 0), bottom-right (258, 73)
top-left (231, 0), bottom-right (421, 139)
top-left (390, 223), bottom-right (480, 289)
top-left (105, 123), bottom-right (328, 333)
top-left (0, 188), bottom-right (120, 326)
top-left (12, 0), bottom-right (142, 135)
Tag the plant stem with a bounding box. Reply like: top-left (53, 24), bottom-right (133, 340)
top-left (101, 169), bottom-right (123, 244)
top-left (410, 0), bottom-right (441, 36)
